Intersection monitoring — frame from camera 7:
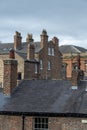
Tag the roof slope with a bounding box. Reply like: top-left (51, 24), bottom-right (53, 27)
top-left (0, 42), bottom-right (41, 54)
top-left (59, 45), bottom-right (87, 54)
top-left (0, 80), bottom-right (87, 115)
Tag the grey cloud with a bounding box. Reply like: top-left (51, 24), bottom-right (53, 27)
top-left (0, 0), bottom-right (87, 48)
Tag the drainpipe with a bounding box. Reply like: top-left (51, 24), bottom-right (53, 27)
top-left (22, 115), bottom-right (25, 130)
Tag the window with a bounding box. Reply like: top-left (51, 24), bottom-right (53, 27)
top-left (48, 47), bottom-right (51, 55)
top-left (34, 117), bottom-right (48, 130)
top-left (18, 72), bottom-right (22, 80)
top-left (48, 61), bottom-right (51, 70)
top-left (52, 48), bottom-right (54, 56)
top-left (40, 60), bottom-right (43, 70)
top-left (35, 64), bottom-right (38, 74)
top-left (48, 47), bottom-right (54, 56)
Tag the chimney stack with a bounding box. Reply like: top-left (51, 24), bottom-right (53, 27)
top-left (40, 29), bottom-right (48, 48)
top-left (14, 31), bottom-right (22, 50)
top-left (26, 34), bottom-right (34, 43)
top-left (3, 51), bottom-right (18, 95)
top-left (52, 37), bottom-right (59, 45)
top-left (27, 43), bottom-right (35, 60)
top-left (71, 70), bottom-right (79, 86)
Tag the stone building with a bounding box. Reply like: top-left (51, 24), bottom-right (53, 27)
top-left (60, 45), bottom-right (87, 79)
top-left (0, 30), bottom-right (62, 87)
top-left (0, 54), bottom-right (87, 130)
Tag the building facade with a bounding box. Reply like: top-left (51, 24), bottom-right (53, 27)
top-left (0, 115), bottom-right (87, 130)
top-left (0, 57), bottom-right (86, 129)
top-left (60, 45), bottom-right (87, 79)
top-left (0, 30), bottom-right (62, 87)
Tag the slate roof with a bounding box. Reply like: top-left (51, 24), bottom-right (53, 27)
top-left (0, 80), bottom-right (87, 116)
top-left (0, 42), bottom-right (41, 53)
top-left (59, 45), bottom-right (87, 54)
top-left (0, 42), bottom-right (41, 60)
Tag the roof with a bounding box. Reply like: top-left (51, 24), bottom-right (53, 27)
top-left (0, 42), bottom-right (41, 53)
top-left (59, 45), bottom-right (87, 54)
top-left (0, 42), bottom-right (41, 59)
top-left (0, 79), bottom-right (87, 116)
top-left (0, 43), bottom-right (13, 54)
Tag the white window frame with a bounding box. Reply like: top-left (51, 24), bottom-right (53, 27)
top-left (34, 117), bottom-right (48, 130)
top-left (35, 64), bottom-right (38, 74)
top-left (48, 61), bottom-right (51, 70)
top-left (40, 60), bottom-right (43, 70)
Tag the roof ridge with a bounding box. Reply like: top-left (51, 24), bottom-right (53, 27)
top-left (71, 45), bottom-right (81, 53)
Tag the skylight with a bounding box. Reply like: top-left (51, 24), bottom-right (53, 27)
top-left (71, 86), bottom-right (78, 90)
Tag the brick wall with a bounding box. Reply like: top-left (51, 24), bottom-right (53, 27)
top-left (71, 70), bottom-right (80, 86)
top-left (24, 61), bottom-right (39, 79)
top-left (39, 40), bottom-right (62, 80)
top-left (3, 59), bottom-right (17, 95)
top-left (0, 115), bottom-right (22, 130)
top-left (49, 117), bottom-right (87, 130)
top-left (0, 116), bottom-right (87, 130)
top-left (62, 53), bottom-right (87, 78)
top-left (27, 43), bottom-right (35, 60)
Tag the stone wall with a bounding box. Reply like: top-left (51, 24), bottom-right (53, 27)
top-left (15, 53), bottom-right (24, 80)
top-left (0, 53), bottom-right (24, 87)
top-left (0, 54), bottom-right (9, 87)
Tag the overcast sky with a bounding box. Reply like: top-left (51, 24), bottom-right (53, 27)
top-left (0, 0), bottom-right (87, 48)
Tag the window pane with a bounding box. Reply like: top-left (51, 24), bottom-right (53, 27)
top-left (40, 60), bottom-right (43, 69)
top-left (48, 61), bottom-right (51, 70)
top-left (34, 118), bottom-right (48, 130)
top-left (52, 48), bottom-right (54, 56)
top-left (48, 47), bottom-right (51, 55)
top-left (35, 64), bottom-right (38, 73)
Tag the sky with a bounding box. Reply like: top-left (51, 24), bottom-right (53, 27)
top-left (0, 0), bottom-right (87, 48)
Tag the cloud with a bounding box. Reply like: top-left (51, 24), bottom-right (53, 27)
top-left (59, 35), bottom-right (87, 49)
top-left (0, 0), bottom-right (87, 49)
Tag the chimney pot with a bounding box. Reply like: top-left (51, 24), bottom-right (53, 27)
top-left (26, 33), bottom-right (34, 43)
top-left (52, 37), bottom-right (59, 44)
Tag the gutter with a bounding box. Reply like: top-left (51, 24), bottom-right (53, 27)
top-left (0, 111), bottom-right (87, 118)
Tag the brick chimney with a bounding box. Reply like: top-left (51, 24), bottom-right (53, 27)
top-left (26, 34), bottom-right (34, 43)
top-left (71, 70), bottom-right (79, 86)
top-left (52, 37), bottom-right (59, 46)
top-left (27, 43), bottom-right (35, 60)
top-left (14, 31), bottom-right (22, 50)
top-left (3, 52), bottom-right (18, 95)
top-left (40, 29), bottom-right (48, 48)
